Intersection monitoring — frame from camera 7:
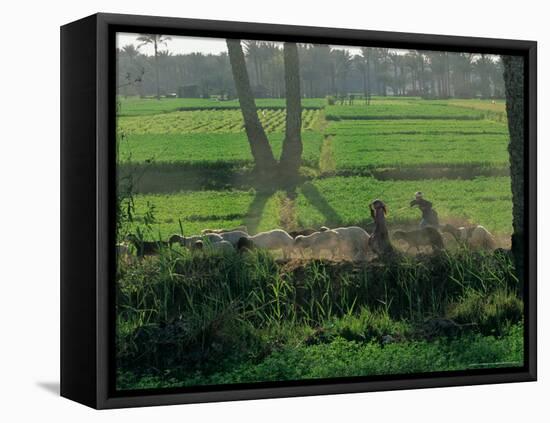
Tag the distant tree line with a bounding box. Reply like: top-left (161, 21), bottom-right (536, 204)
top-left (117, 39), bottom-right (505, 100)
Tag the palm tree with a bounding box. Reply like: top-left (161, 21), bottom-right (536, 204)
top-left (214, 52), bottom-right (231, 98)
top-left (136, 34), bottom-right (172, 100)
top-left (263, 48), bottom-right (285, 98)
top-left (450, 53), bottom-right (474, 98)
top-left (226, 39), bottom-right (277, 173)
top-left (404, 51), bottom-right (424, 94)
top-left (243, 40), bottom-right (262, 86)
top-left (332, 49), bottom-right (352, 95)
top-left (298, 44), bottom-right (316, 98)
top-left (227, 39), bottom-right (303, 181)
top-left (427, 52), bottom-right (447, 98)
top-left (502, 55), bottom-right (525, 279)
top-left (118, 44), bottom-right (144, 96)
top-left (121, 44), bottom-right (139, 60)
top-left (355, 51), bottom-right (369, 98)
top-left (279, 42), bottom-right (302, 180)
top-left (388, 52), bottom-right (403, 95)
top-left (474, 54), bottom-right (493, 98)
top-left (372, 48), bottom-right (390, 96)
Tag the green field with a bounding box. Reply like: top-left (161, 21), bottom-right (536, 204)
top-left (325, 102), bottom-right (487, 120)
top-left (117, 96), bottom-right (512, 238)
top-left (116, 95), bottom-right (519, 390)
top-left (330, 132), bottom-right (510, 170)
top-left (131, 190), bottom-right (282, 237)
top-left (118, 132), bottom-right (323, 167)
top-left (296, 176), bottom-right (512, 234)
top-left (326, 119), bottom-right (508, 136)
top-left (118, 96), bottom-right (326, 116)
top-left (130, 176), bottom-right (512, 239)
top-left (119, 327), bottom-right (523, 389)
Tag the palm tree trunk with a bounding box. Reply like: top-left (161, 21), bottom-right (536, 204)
top-left (503, 55), bottom-right (525, 279)
top-left (366, 58), bottom-right (371, 98)
top-left (393, 64), bottom-right (398, 96)
top-left (226, 39), bottom-right (277, 172)
top-left (154, 40), bottom-right (160, 100)
top-left (279, 42), bottom-right (303, 180)
top-left (254, 58), bottom-right (261, 86)
top-left (420, 59), bottom-right (425, 94)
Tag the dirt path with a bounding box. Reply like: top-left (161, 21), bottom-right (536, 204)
top-left (278, 192), bottom-right (298, 231)
top-left (319, 135), bottom-right (336, 174)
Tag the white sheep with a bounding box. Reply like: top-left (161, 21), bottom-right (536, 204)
top-left (194, 239), bottom-right (235, 253)
top-left (244, 229), bottom-right (295, 259)
top-left (468, 226), bottom-right (497, 250)
top-left (442, 224), bottom-right (497, 251)
top-left (331, 226), bottom-right (371, 261)
top-left (294, 230), bottom-right (342, 260)
top-left (169, 233), bottom-right (223, 248)
top-left (218, 230), bottom-right (250, 246)
top-left (201, 225), bottom-right (248, 235)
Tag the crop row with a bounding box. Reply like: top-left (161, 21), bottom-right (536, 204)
top-left (118, 109), bottom-right (321, 134)
top-left (327, 119), bottom-right (509, 136)
top-left (325, 103), bottom-right (486, 120)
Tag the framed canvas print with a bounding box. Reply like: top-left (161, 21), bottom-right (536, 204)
top-left (60, 13), bottom-right (537, 409)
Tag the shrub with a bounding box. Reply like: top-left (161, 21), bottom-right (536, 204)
top-left (447, 288), bottom-right (523, 335)
top-left (321, 308), bottom-right (411, 344)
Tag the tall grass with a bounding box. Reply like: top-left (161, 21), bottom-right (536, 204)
top-left (116, 248), bottom-right (522, 386)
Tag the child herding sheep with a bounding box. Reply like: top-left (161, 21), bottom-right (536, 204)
top-left (410, 191), bottom-right (439, 228)
top-left (369, 199), bottom-right (393, 256)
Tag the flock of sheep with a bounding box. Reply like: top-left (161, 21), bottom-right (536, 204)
top-left (121, 221), bottom-right (497, 262)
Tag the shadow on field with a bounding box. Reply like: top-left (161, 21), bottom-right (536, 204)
top-left (371, 165), bottom-right (510, 181)
top-left (245, 189), bottom-right (276, 234)
top-left (300, 182), bottom-right (343, 227)
top-left (318, 165), bottom-right (510, 181)
top-left (118, 162), bottom-right (255, 193)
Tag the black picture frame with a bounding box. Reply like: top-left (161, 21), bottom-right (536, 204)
top-left (60, 12), bottom-right (537, 409)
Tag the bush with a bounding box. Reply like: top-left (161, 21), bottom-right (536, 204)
top-left (447, 288), bottom-right (523, 335)
top-left (318, 308), bottom-right (411, 344)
